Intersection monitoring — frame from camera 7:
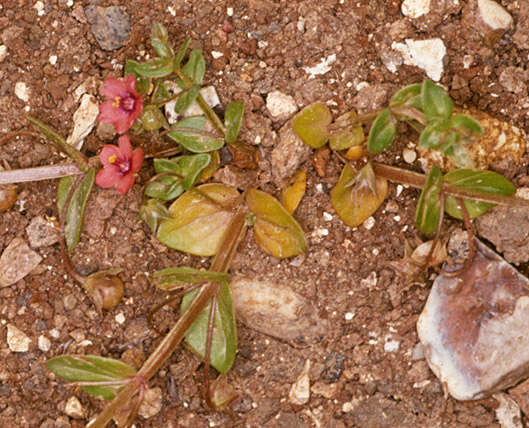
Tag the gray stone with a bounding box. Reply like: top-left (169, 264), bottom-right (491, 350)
top-left (85, 6), bottom-right (130, 51)
top-left (26, 216), bottom-right (60, 248)
top-left (0, 238), bottom-right (42, 287)
top-left (418, 238), bottom-right (529, 400)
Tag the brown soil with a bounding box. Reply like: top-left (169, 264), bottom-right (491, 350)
top-left (1, 1), bottom-right (528, 427)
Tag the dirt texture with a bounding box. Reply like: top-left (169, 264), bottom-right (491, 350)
top-left (1, 1), bottom-right (529, 427)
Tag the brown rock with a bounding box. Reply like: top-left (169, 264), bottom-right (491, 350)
top-left (0, 237), bottom-right (42, 288)
top-left (418, 238), bottom-right (529, 400)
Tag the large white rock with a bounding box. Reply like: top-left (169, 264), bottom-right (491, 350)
top-left (401, 0), bottom-right (431, 19)
top-left (392, 38), bottom-right (446, 82)
top-left (478, 0), bottom-right (512, 31)
top-left (418, 238), bottom-right (529, 400)
top-left (67, 93), bottom-right (100, 150)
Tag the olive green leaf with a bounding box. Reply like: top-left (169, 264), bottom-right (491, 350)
top-left (367, 108), bottom-right (396, 154)
top-left (449, 114), bottom-right (483, 137)
top-left (331, 163), bottom-right (388, 227)
top-left (181, 280), bottom-right (237, 373)
top-left (124, 61), bottom-right (150, 94)
top-left (182, 49), bottom-right (206, 85)
top-left (127, 57), bottom-right (174, 78)
top-left (46, 355), bottom-right (136, 400)
top-left (224, 101), bottom-right (245, 144)
top-left (292, 103), bottom-right (332, 148)
top-left (174, 85), bottom-right (201, 115)
top-left (444, 169), bottom-right (516, 219)
top-left (153, 266), bottom-right (230, 291)
top-left (280, 170), bottom-right (307, 215)
top-left (152, 81), bottom-right (172, 104)
top-left (329, 111), bottom-right (364, 150)
top-left (174, 38), bottom-right (190, 70)
top-left (415, 166), bottom-right (443, 237)
top-left (138, 198), bottom-right (172, 234)
top-left (167, 116), bottom-right (224, 153)
top-left (57, 168), bottom-right (95, 251)
top-left (245, 188), bottom-right (307, 258)
top-left (151, 22), bottom-right (174, 58)
top-left (421, 80), bottom-right (453, 122)
top-left (157, 184), bottom-right (240, 256)
top-left (418, 119), bottom-right (451, 149)
top-left (389, 83), bottom-right (422, 107)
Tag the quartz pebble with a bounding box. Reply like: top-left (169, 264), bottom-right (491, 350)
top-left (0, 237), bottom-right (42, 288)
top-left (38, 335), bottom-right (51, 352)
top-left (7, 324), bottom-right (31, 352)
top-left (138, 387), bottom-right (163, 418)
top-left (0, 45), bottom-right (7, 63)
top-left (67, 93), bottom-right (99, 149)
top-left (15, 81), bottom-right (29, 102)
top-left (63, 396), bottom-right (86, 419)
top-left (401, 0), bottom-right (431, 19)
top-left (462, 0), bottom-right (513, 45)
top-left (392, 38), bottom-right (446, 82)
top-left (418, 237), bottom-right (529, 400)
top-left (26, 216), bottom-right (60, 248)
top-left (402, 148), bottom-right (417, 164)
top-left (266, 90), bottom-right (297, 120)
top-left (289, 360), bottom-right (311, 405)
top-left (494, 393), bottom-right (523, 428)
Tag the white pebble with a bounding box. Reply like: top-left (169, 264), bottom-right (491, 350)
top-left (0, 45), bottom-right (7, 63)
top-left (363, 216), bottom-right (375, 230)
top-left (211, 50), bottom-right (224, 59)
top-left (289, 360), bottom-right (311, 405)
top-left (64, 396), bottom-right (86, 419)
top-left (38, 335), bottom-right (51, 352)
top-left (167, 5), bottom-right (176, 16)
top-left (323, 212), bottom-right (333, 221)
top-left (303, 54), bottom-right (336, 78)
top-left (66, 94), bottom-right (99, 149)
top-left (49, 55), bottom-right (57, 65)
top-left (344, 312), bottom-right (355, 321)
top-left (49, 328), bottom-right (60, 339)
top-left (384, 335), bottom-right (400, 352)
top-left (7, 324), bottom-right (31, 352)
top-left (396, 184), bottom-right (404, 197)
top-left (266, 90), bottom-right (297, 118)
top-left (227, 7), bottom-right (233, 16)
top-left (392, 38), bottom-right (446, 82)
top-left (15, 82), bottom-right (30, 102)
top-left (403, 148), bottom-right (417, 164)
top-left (115, 312), bottom-right (126, 325)
top-left (401, 0), bottom-right (430, 19)
top-left (478, 0), bottom-right (513, 30)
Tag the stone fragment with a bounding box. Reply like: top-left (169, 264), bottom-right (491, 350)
top-left (418, 238), bottom-right (529, 400)
top-left (26, 216), bottom-right (60, 248)
top-left (311, 381), bottom-right (340, 399)
top-left (392, 38), bottom-right (446, 82)
top-left (266, 90), bottom-right (297, 120)
top-left (6, 324), bottom-right (31, 352)
top-left (0, 45), bottom-right (7, 63)
top-left (509, 379), bottom-right (529, 417)
top-left (494, 393), bottom-right (522, 428)
top-left (85, 6), bottom-right (130, 51)
top-left (401, 0), bottom-right (431, 19)
top-left (230, 276), bottom-right (328, 343)
top-left (302, 54), bottom-right (336, 78)
top-left (38, 335), bottom-right (51, 352)
top-left (14, 81), bottom-right (29, 102)
top-left (67, 93), bottom-right (99, 150)
top-left (270, 122), bottom-right (312, 187)
top-left (138, 387), bottom-right (163, 418)
top-left (83, 189), bottom-right (121, 239)
top-left (402, 148), bottom-right (417, 164)
top-left (499, 67), bottom-right (527, 94)
top-left (0, 237), bottom-right (42, 288)
top-left (164, 84), bottom-right (220, 124)
top-left (513, 3), bottom-right (529, 50)
top-left (63, 396), bottom-right (86, 419)
top-left (462, 0), bottom-right (513, 45)
top-left (417, 107), bottom-right (526, 172)
top-left (289, 360), bottom-right (311, 405)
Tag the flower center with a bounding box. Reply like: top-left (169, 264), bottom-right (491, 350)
top-left (120, 95), bottom-right (136, 112)
top-left (108, 155), bottom-right (131, 174)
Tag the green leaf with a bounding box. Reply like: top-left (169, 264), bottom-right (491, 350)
top-left (415, 166), bottom-right (443, 236)
top-left (449, 114), bottom-right (483, 136)
top-left (389, 83), bottom-right (422, 107)
top-left (174, 85), bottom-right (201, 115)
top-left (129, 57), bottom-right (174, 78)
top-left (328, 111), bottom-right (364, 150)
top-left (367, 108), bottom-right (396, 154)
top-left (57, 168), bottom-right (95, 251)
top-left (153, 266), bottom-right (230, 291)
top-left (418, 119), bottom-right (451, 149)
top-left (245, 189), bottom-right (307, 258)
top-left (224, 101), bottom-right (245, 144)
top-left (138, 198), bottom-right (172, 234)
top-left (182, 49), bottom-right (206, 85)
top-left (146, 154), bottom-right (211, 200)
top-left (168, 117), bottom-right (224, 153)
top-left (152, 81), bottom-right (172, 104)
top-left (46, 355), bottom-right (136, 400)
top-left (421, 80), bottom-right (453, 122)
top-left (292, 103), bottom-right (332, 148)
top-left (140, 105), bottom-right (169, 131)
top-left (330, 163), bottom-right (388, 228)
top-left (444, 169), bottom-right (516, 219)
top-left (182, 280), bottom-right (237, 373)
top-left (124, 61), bottom-right (150, 94)
top-left (174, 38), bottom-right (190, 70)
top-left (157, 184), bottom-right (240, 256)
top-left (151, 22), bottom-right (174, 58)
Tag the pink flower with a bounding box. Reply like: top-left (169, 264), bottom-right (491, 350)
top-left (96, 135), bottom-right (144, 195)
top-left (98, 75), bottom-right (143, 134)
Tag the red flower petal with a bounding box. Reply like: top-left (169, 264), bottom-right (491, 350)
top-left (102, 77), bottom-right (127, 99)
top-left (123, 74), bottom-right (138, 95)
top-left (130, 148), bottom-right (144, 173)
top-left (95, 165), bottom-right (121, 188)
top-left (98, 101), bottom-right (118, 122)
top-left (99, 145), bottom-right (122, 167)
top-left (117, 135), bottom-right (133, 159)
top-left (116, 173), bottom-right (135, 195)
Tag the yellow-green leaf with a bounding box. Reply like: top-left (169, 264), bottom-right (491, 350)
top-left (246, 188), bottom-right (307, 258)
top-left (292, 103), bottom-right (332, 148)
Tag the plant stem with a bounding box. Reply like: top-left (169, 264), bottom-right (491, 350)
top-left (372, 162), bottom-right (529, 208)
top-left (0, 164), bottom-right (82, 184)
top-left (88, 206), bottom-right (248, 428)
top-left (26, 116), bottom-right (91, 172)
top-left (174, 69), bottom-right (227, 137)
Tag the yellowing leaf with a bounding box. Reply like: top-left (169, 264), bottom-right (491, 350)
top-left (292, 103), bottom-right (332, 148)
top-left (331, 163), bottom-right (388, 227)
top-left (246, 189), bottom-right (307, 258)
top-left (280, 170), bottom-right (307, 214)
top-left (157, 184), bottom-right (240, 256)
